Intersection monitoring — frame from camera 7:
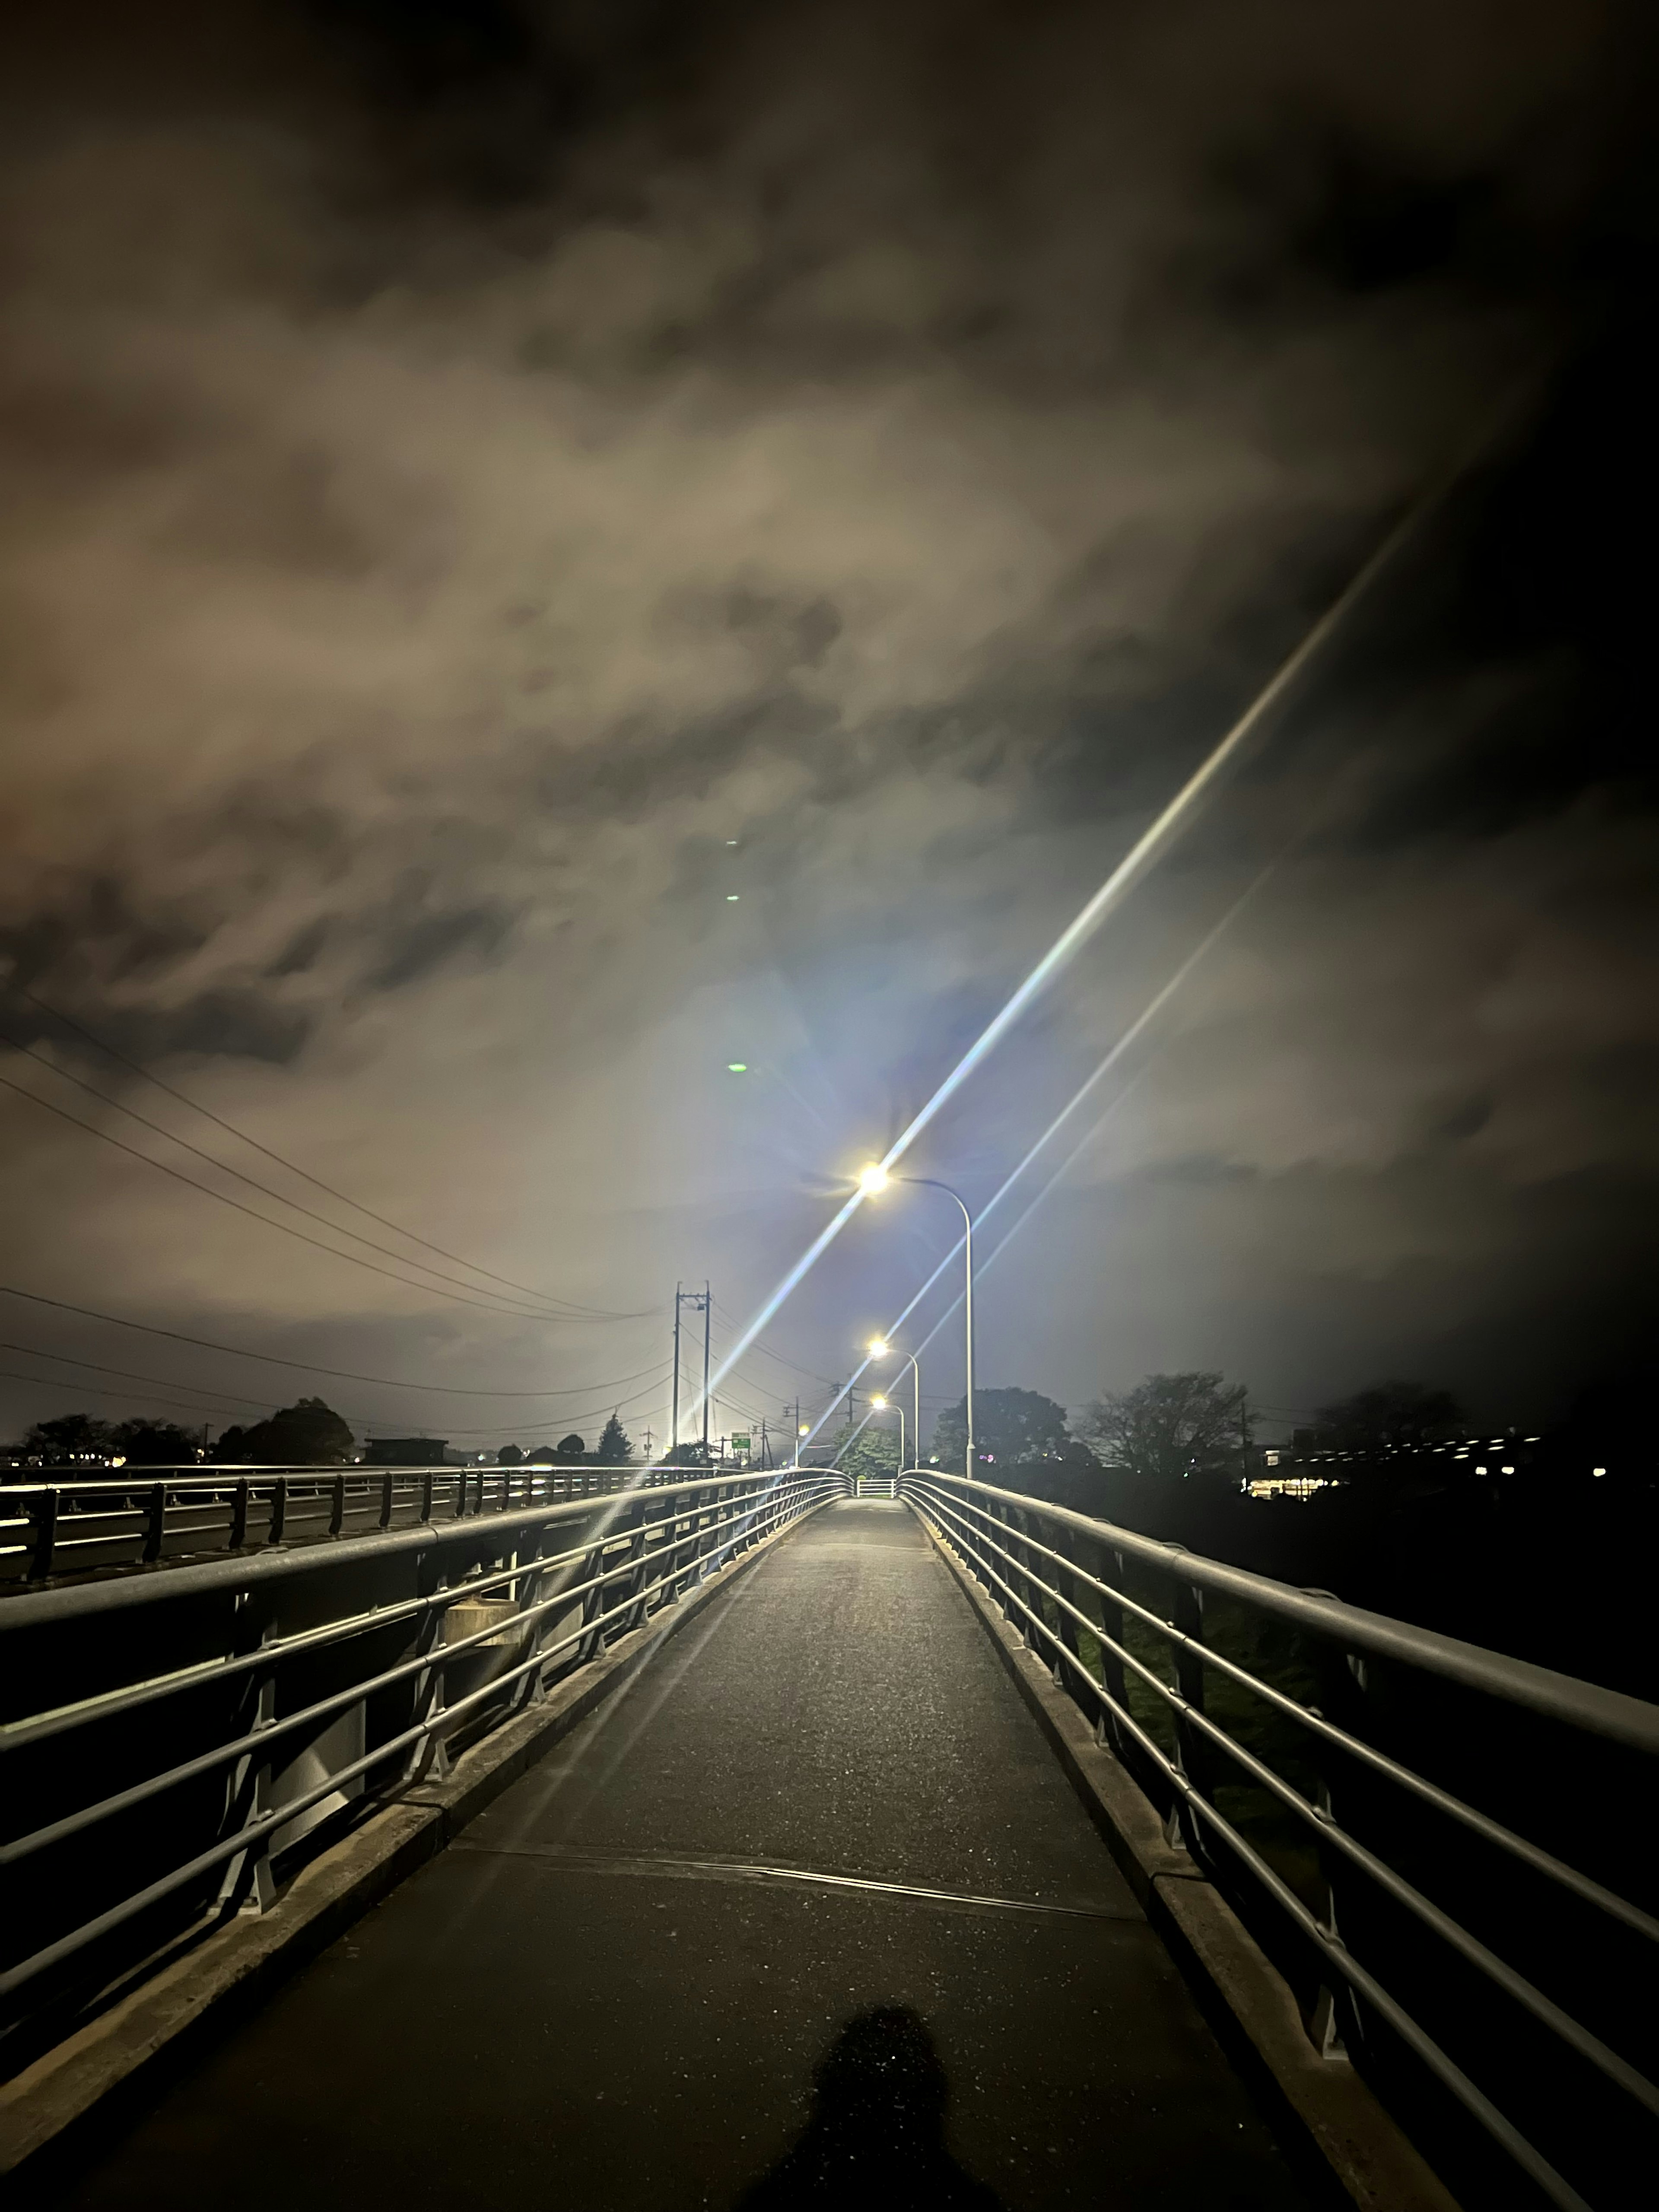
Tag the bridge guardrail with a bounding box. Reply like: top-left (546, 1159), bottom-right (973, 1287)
top-left (0, 1467), bottom-right (846, 2075)
top-left (0, 1462), bottom-right (712, 1586)
top-left (903, 1470), bottom-right (1658, 2212)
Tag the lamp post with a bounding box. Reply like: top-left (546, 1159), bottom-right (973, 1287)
top-left (867, 1339), bottom-right (920, 1476)
top-left (858, 1168), bottom-right (975, 1479)
top-left (869, 1396), bottom-right (905, 1487)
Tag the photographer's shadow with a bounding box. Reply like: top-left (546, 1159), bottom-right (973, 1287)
top-left (736, 2005), bottom-right (1004, 2210)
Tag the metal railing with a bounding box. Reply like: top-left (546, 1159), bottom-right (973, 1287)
top-left (0, 1462), bottom-right (728, 1586)
top-left (0, 1466), bottom-right (846, 2067)
top-left (903, 1471), bottom-right (1659, 2212)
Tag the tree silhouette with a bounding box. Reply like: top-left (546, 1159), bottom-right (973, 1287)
top-left (595, 1412), bottom-right (632, 1463)
top-left (1080, 1373), bottom-right (1250, 1487)
top-left (111, 1419), bottom-right (201, 1465)
top-left (213, 1397), bottom-right (354, 1465)
top-left (497, 1443), bottom-right (524, 1467)
top-left (931, 1387), bottom-right (1071, 1471)
top-left (556, 1432), bottom-right (586, 1462)
top-left (23, 1413), bottom-right (113, 1463)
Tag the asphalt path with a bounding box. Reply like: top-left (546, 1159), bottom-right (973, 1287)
top-left (38, 1500), bottom-right (1314, 2210)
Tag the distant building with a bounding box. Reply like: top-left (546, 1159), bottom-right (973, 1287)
top-left (362, 1437), bottom-right (450, 1467)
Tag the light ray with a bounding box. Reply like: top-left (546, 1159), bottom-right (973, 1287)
top-left (690, 441), bottom-right (1474, 1439)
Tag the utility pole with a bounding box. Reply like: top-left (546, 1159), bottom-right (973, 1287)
top-left (671, 1283), bottom-right (712, 1457)
top-left (671, 1282), bottom-right (681, 1456)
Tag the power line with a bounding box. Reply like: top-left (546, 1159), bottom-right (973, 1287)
top-left (0, 1339), bottom-right (279, 1417)
top-left (0, 1070), bottom-right (603, 1325)
top-left (0, 1367), bottom-right (260, 1428)
top-left (0, 1282), bottom-right (662, 1398)
top-left (0, 1028), bottom-right (604, 1323)
top-left (8, 981), bottom-right (645, 1322)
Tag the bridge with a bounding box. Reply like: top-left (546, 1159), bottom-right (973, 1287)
top-left (1, 1466), bottom-right (1654, 2210)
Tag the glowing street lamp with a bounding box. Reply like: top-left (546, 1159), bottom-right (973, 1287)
top-left (858, 1166), bottom-right (975, 1480)
top-left (866, 1337), bottom-right (920, 1480)
top-left (869, 1393), bottom-right (906, 1485)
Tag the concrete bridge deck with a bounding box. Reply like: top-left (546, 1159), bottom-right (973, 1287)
top-left (32, 1501), bottom-right (1314, 2210)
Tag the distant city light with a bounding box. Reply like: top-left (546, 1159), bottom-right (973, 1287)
top-left (1593, 1466), bottom-right (1607, 1478)
top-left (727, 1063), bottom-right (748, 1073)
top-left (726, 894), bottom-right (740, 902)
top-left (1501, 1464), bottom-right (1514, 1474)
top-left (726, 839), bottom-right (739, 845)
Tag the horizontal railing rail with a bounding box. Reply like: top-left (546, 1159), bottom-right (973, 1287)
top-left (0, 1467), bottom-right (847, 2068)
top-left (0, 1460), bottom-right (751, 1587)
top-left (903, 1471), bottom-right (1659, 2212)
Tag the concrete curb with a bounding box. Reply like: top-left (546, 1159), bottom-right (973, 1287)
top-left (915, 1510), bottom-right (1462, 2212)
top-left (1, 1506), bottom-right (820, 2181)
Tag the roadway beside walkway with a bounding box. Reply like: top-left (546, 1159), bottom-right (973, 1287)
top-left (31, 1500), bottom-right (1316, 2210)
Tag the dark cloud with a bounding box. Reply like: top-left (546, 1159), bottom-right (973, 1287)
top-left (0, 0), bottom-right (1653, 1444)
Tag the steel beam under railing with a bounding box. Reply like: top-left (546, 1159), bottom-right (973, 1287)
top-left (901, 1471), bottom-right (1659, 2212)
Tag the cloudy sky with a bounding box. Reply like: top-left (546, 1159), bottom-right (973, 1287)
top-left (1, 0), bottom-right (1653, 1453)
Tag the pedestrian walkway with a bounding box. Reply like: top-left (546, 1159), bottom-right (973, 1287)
top-left (36, 1501), bottom-right (1314, 2210)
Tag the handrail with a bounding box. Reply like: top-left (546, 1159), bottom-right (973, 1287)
top-left (0, 1460), bottom-right (760, 1592)
top-left (1, 1468), bottom-right (850, 2027)
top-left (914, 1470), bottom-right (1659, 1755)
top-left (902, 1471), bottom-right (1657, 2212)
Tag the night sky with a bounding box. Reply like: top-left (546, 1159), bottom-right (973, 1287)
top-left (1, 1), bottom-right (1654, 1452)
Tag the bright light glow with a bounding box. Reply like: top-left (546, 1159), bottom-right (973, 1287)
top-left (690, 432), bottom-right (1511, 1455)
top-left (857, 1163), bottom-right (890, 1195)
top-left (867, 1338), bottom-right (890, 1357)
top-left (727, 1063), bottom-right (748, 1072)
top-left (726, 894), bottom-right (740, 902)
top-left (798, 1424), bottom-right (811, 1437)
top-left (871, 1396), bottom-right (887, 1410)
top-left (1593, 1466), bottom-right (1607, 1477)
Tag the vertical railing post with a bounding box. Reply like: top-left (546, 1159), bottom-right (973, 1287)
top-left (1095, 1548), bottom-right (1131, 1755)
top-left (329, 1472), bottom-right (346, 1537)
top-left (229, 1477), bottom-right (249, 1551)
top-left (420, 1465), bottom-right (434, 1523)
top-left (29, 1487), bottom-right (58, 1581)
top-left (379, 1468), bottom-right (394, 1530)
top-left (405, 1573), bottom-right (454, 1784)
top-left (1302, 1624), bottom-right (1372, 2060)
top-left (1049, 1525), bottom-right (1086, 1704)
top-left (143, 1481), bottom-right (167, 1563)
top-left (575, 1514), bottom-right (610, 1661)
top-left (217, 1612), bottom-right (280, 1918)
top-left (269, 1476), bottom-right (287, 1545)
top-left (621, 1497), bottom-right (652, 1633)
top-left (1168, 1571), bottom-right (1211, 1861)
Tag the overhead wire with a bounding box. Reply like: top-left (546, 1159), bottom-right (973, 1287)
top-left (0, 1030), bottom-right (609, 1323)
top-left (0, 1282), bottom-right (665, 1399)
top-left (0, 1068), bottom-right (604, 1326)
top-left (6, 980), bottom-right (645, 1321)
